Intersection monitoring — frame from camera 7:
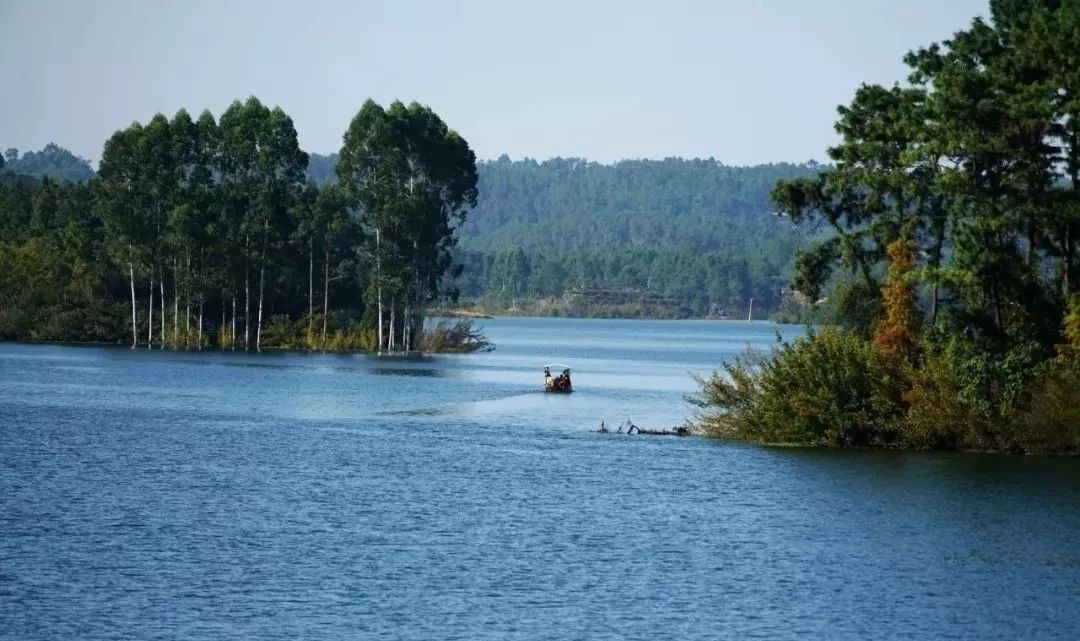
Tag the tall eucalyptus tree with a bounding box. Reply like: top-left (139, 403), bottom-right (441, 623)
top-left (337, 100), bottom-right (476, 352)
top-left (98, 123), bottom-right (152, 348)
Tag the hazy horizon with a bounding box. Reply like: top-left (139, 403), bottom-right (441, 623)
top-left (2, 0), bottom-right (986, 165)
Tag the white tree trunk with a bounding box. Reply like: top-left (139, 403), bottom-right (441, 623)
top-left (198, 301), bottom-right (203, 351)
top-left (376, 227), bottom-right (383, 352)
top-left (389, 299), bottom-right (396, 351)
top-left (377, 286), bottom-right (384, 352)
top-left (185, 254), bottom-right (191, 349)
top-left (404, 304), bottom-right (410, 353)
top-left (308, 239), bottom-right (314, 338)
top-left (147, 278), bottom-right (154, 349)
top-left (159, 276), bottom-right (165, 348)
top-left (322, 250), bottom-right (329, 349)
top-left (173, 260), bottom-right (179, 349)
top-left (256, 262), bottom-right (265, 352)
top-left (129, 260), bottom-right (137, 349)
top-left (244, 253), bottom-right (250, 351)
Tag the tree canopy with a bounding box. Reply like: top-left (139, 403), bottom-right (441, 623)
top-left (0, 98), bottom-right (476, 352)
top-left (1, 143), bottom-right (94, 182)
top-left (696, 0), bottom-right (1080, 454)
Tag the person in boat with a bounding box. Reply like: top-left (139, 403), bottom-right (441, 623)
top-left (561, 368), bottom-right (572, 389)
top-left (544, 366), bottom-right (552, 387)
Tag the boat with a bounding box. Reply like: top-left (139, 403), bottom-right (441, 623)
top-left (543, 364), bottom-right (573, 393)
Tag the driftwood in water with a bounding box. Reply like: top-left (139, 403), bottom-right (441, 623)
top-left (597, 420), bottom-right (691, 437)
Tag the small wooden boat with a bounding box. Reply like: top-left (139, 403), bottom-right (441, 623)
top-left (543, 364), bottom-right (573, 393)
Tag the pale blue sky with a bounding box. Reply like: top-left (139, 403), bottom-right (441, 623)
top-left (1, 0), bottom-right (987, 165)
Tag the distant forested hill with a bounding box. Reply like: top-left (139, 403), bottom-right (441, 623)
top-left (460, 156), bottom-right (820, 252)
top-left (2, 144), bottom-right (95, 182)
top-left (307, 153), bottom-right (820, 317)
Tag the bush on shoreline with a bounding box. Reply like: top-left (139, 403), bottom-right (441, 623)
top-left (692, 322), bottom-right (1080, 455)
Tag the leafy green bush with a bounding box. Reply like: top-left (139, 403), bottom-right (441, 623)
top-left (902, 344), bottom-right (991, 450)
top-left (419, 319), bottom-right (493, 353)
top-left (692, 327), bottom-right (904, 446)
top-left (261, 314), bottom-right (297, 348)
top-left (1013, 361), bottom-right (1080, 454)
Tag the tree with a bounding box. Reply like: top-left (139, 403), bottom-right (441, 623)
top-left (216, 98), bottom-right (307, 351)
top-left (337, 100), bottom-right (477, 352)
top-left (772, 0), bottom-right (1080, 353)
top-left (97, 123), bottom-right (152, 348)
top-left (315, 185), bottom-right (360, 346)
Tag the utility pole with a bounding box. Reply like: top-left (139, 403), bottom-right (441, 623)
top-left (747, 297), bottom-right (754, 323)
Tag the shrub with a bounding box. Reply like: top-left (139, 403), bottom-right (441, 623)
top-left (902, 345), bottom-right (991, 450)
top-left (1013, 361), bottom-right (1080, 454)
top-left (261, 314), bottom-right (297, 348)
top-left (693, 327), bottom-right (905, 447)
top-left (419, 319), bottom-right (493, 353)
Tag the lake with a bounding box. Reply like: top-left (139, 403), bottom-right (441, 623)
top-left (2, 317), bottom-right (1079, 640)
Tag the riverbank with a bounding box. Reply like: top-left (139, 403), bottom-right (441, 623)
top-left (1, 318), bottom-right (493, 354)
top-left (437, 300), bottom-right (752, 321)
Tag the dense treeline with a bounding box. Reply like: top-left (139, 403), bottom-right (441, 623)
top-left (310, 154), bottom-right (821, 317)
top-left (0, 98), bottom-right (479, 352)
top-left (461, 157), bottom-right (819, 316)
top-left (1, 144), bottom-right (95, 182)
top-left (695, 0), bottom-right (1080, 454)
top-left (452, 244), bottom-right (794, 318)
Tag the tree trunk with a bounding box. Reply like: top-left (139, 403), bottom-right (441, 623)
top-left (404, 304), bottom-right (410, 354)
top-left (185, 253), bottom-right (191, 349)
top-left (231, 295), bottom-right (237, 351)
top-left (376, 227), bottom-right (383, 352)
top-left (198, 301), bottom-right (203, 351)
top-left (147, 278), bottom-right (154, 349)
top-left (129, 259), bottom-right (137, 349)
top-left (244, 250), bottom-right (250, 351)
top-left (389, 298), bottom-right (396, 351)
top-left (930, 219), bottom-right (946, 323)
top-left (309, 238), bottom-right (314, 339)
top-left (255, 257), bottom-right (264, 349)
top-left (322, 250), bottom-right (329, 349)
top-left (221, 298), bottom-right (226, 350)
top-left (1065, 227), bottom-right (1073, 298)
top-left (173, 260), bottom-right (179, 349)
top-left (159, 276), bottom-right (165, 348)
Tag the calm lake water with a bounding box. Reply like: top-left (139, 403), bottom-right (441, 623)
top-left (2, 317), bottom-right (1079, 640)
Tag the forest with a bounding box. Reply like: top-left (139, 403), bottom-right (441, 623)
top-left (310, 154), bottom-right (822, 317)
top-left (1, 144), bottom-right (95, 182)
top-left (3, 142), bottom-right (822, 328)
top-left (694, 0), bottom-right (1080, 454)
top-left (0, 98), bottom-right (481, 352)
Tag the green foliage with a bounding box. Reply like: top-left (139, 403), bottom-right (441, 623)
top-left (821, 279), bottom-right (883, 338)
top-left (0, 98), bottom-right (484, 354)
top-left (419, 319), bottom-right (493, 353)
top-left (310, 153), bottom-right (823, 317)
top-left (336, 99), bottom-right (478, 351)
top-left (0, 144), bottom-right (94, 182)
top-left (1014, 361), bottom-right (1080, 454)
top-left (695, 1), bottom-right (1080, 454)
top-left (693, 328), bottom-right (905, 447)
top-left (695, 327), bottom-right (1080, 454)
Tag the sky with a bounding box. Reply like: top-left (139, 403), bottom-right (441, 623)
top-left (0, 0), bottom-right (988, 166)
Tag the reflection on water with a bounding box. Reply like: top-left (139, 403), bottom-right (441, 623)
top-left (370, 367), bottom-right (448, 378)
top-left (2, 317), bottom-right (1079, 641)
